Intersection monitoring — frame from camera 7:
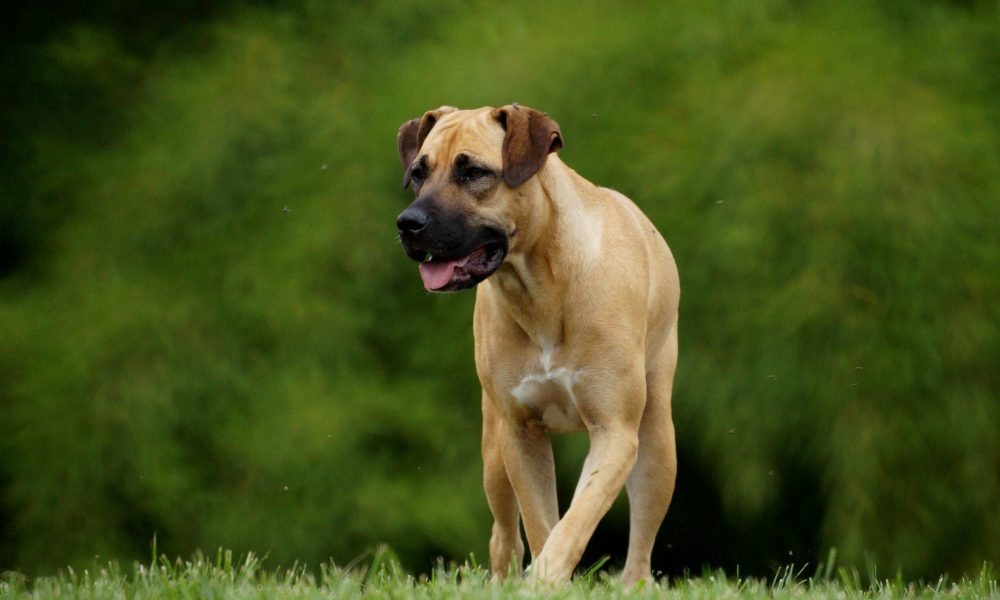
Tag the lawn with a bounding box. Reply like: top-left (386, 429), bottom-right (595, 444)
top-left (1, 548), bottom-right (996, 599)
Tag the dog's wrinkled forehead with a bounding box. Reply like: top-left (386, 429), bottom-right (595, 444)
top-left (418, 108), bottom-right (505, 169)
top-left (399, 104), bottom-right (563, 189)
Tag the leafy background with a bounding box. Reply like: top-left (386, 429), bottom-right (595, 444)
top-left (1, 0), bottom-right (998, 580)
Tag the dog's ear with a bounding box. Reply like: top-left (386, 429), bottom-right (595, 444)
top-left (397, 106), bottom-right (458, 187)
top-left (491, 104), bottom-right (563, 188)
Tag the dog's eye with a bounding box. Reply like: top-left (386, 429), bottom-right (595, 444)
top-left (409, 166), bottom-right (426, 183)
top-left (459, 167), bottom-right (491, 183)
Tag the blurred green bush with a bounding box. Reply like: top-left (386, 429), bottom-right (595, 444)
top-left (1, 0), bottom-right (997, 579)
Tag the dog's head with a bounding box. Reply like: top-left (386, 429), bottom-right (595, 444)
top-left (395, 105), bottom-right (563, 292)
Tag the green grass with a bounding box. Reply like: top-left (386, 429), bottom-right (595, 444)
top-left (1, 549), bottom-right (996, 599)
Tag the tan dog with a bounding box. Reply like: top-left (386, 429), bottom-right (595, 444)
top-left (395, 105), bottom-right (679, 585)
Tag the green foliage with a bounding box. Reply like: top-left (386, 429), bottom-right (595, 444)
top-left (1, 0), bottom-right (998, 580)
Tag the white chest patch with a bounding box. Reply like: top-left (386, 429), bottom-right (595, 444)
top-left (510, 344), bottom-right (586, 432)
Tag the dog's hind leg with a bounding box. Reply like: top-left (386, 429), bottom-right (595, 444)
top-left (621, 327), bottom-right (678, 586)
top-left (482, 392), bottom-right (525, 577)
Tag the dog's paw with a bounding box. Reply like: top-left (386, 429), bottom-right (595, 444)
top-left (525, 554), bottom-right (573, 584)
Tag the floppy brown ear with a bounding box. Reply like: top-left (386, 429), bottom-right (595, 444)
top-left (397, 118), bottom-right (422, 171)
top-left (396, 106), bottom-right (458, 187)
top-left (491, 104), bottom-right (563, 188)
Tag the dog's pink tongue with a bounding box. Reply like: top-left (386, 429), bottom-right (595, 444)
top-left (419, 260), bottom-right (457, 291)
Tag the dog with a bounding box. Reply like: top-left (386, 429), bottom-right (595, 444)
top-left (395, 105), bottom-right (679, 585)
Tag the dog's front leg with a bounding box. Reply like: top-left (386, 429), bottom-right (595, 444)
top-left (499, 420), bottom-right (560, 562)
top-left (530, 424), bottom-right (640, 582)
top-left (482, 393), bottom-right (524, 578)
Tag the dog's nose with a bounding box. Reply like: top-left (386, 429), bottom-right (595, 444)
top-left (397, 206), bottom-right (429, 234)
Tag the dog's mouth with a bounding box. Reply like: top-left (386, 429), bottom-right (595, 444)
top-left (417, 241), bottom-right (507, 292)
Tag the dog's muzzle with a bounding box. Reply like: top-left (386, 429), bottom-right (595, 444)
top-left (397, 206), bottom-right (508, 292)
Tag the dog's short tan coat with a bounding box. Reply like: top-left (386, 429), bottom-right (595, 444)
top-left (396, 105), bottom-right (679, 585)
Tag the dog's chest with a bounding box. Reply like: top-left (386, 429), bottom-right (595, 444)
top-left (508, 344), bottom-right (586, 433)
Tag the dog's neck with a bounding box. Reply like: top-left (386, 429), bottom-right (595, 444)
top-left (484, 156), bottom-right (602, 346)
